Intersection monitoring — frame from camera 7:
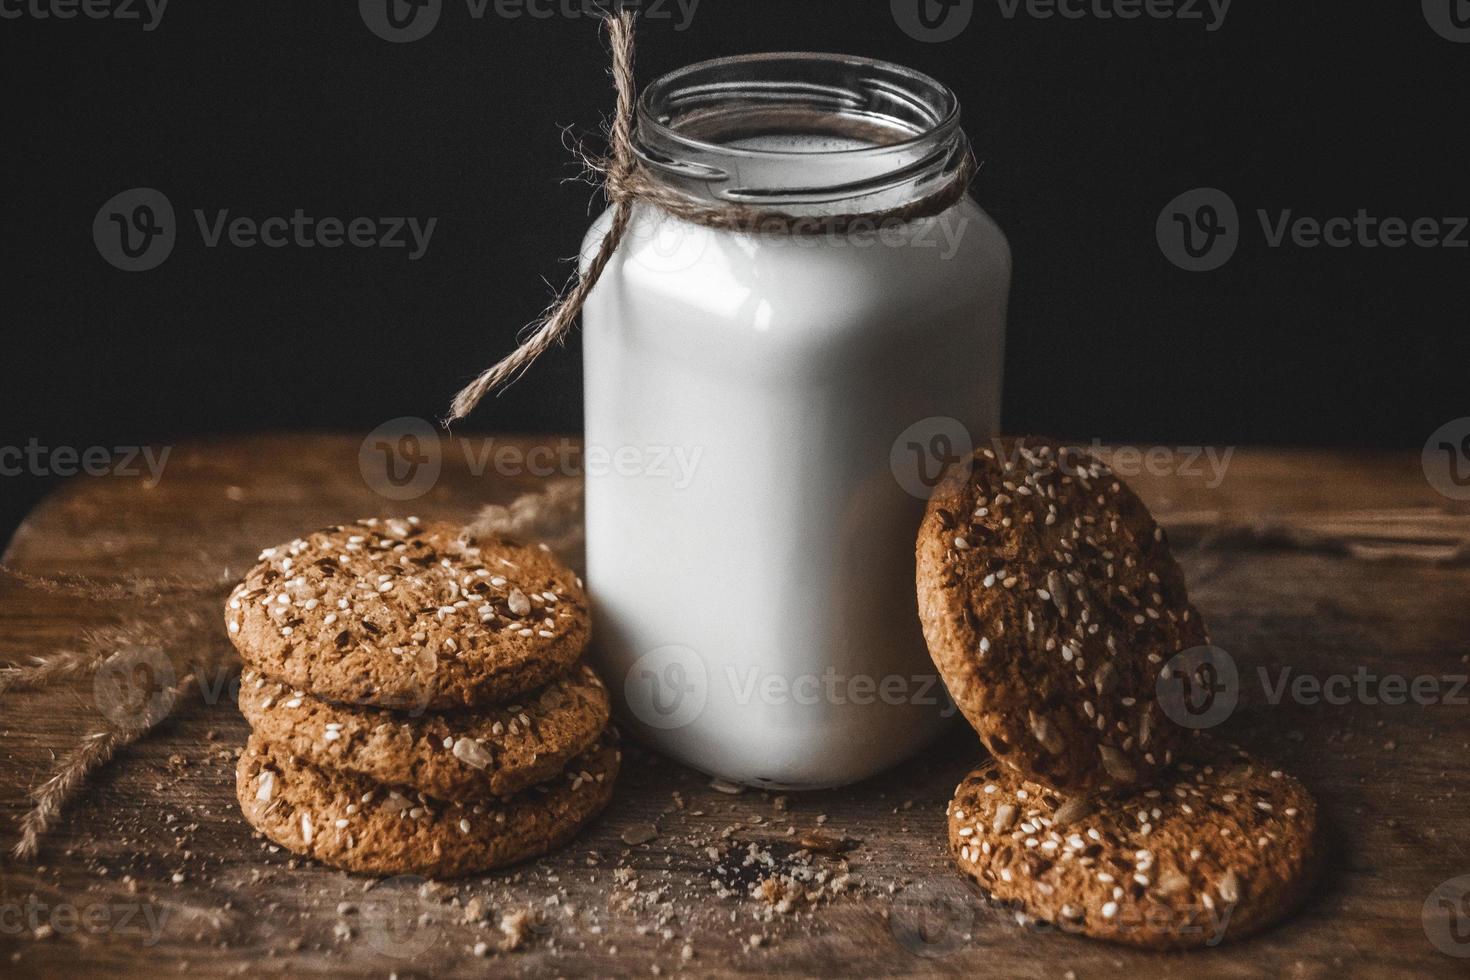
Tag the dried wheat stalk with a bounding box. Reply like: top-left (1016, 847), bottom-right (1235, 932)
top-left (464, 477), bottom-right (586, 571)
top-left (3, 568), bottom-right (233, 861)
top-left (0, 563), bottom-right (236, 601)
top-left (12, 676), bottom-right (196, 861)
top-left (0, 613), bottom-right (212, 699)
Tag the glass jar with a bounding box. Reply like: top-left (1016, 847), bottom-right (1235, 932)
top-left (581, 52), bottom-right (1011, 789)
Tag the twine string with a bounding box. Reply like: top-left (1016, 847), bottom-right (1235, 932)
top-left (447, 10), bottom-right (977, 422)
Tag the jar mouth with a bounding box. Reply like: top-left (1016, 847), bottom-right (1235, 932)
top-left (634, 52), bottom-right (967, 210)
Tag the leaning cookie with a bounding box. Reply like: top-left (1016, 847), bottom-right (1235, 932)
top-left (917, 437), bottom-right (1209, 793)
top-left (946, 739), bottom-right (1319, 949)
top-left (237, 731), bottom-right (619, 878)
top-left (238, 663), bottom-right (611, 801)
top-left (226, 518), bottom-right (589, 711)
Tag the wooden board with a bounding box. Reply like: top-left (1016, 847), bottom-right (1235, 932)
top-left (2, 434), bottom-right (1468, 978)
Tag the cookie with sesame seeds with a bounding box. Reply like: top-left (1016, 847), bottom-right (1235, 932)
top-left (225, 518), bottom-right (590, 711)
top-left (946, 739), bottom-right (1319, 948)
top-left (237, 730), bottom-right (620, 877)
top-left (916, 437), bottom-right (1209, 793)
top-left (237, 663), bottom-right (611, 802)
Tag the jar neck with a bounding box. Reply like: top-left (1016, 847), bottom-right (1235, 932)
top-left (633, 52), bottom-right (969, 217)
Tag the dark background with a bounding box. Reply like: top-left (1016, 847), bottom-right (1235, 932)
top-left (1, 0), bottom-right (1466, 548)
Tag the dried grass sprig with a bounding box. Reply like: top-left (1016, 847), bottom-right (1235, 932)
top-left (4, 566), bottom-right (234, 861)
top-left (12, 676), bottom-right (194, 861)
top-left (0, 564), bottom-right (235, 601)
top-left (0, 612), bottom-right (216, 699)
top-left (464, 478), bottom-right (585, 569)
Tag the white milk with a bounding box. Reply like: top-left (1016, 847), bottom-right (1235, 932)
top-left (580, 63), bottom-right (1011, 789)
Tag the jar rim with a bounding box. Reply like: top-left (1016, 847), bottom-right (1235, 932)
top-left (636, 51), bottom-right (962, 161)
top-left (633, 51), bottom-right (967, 209)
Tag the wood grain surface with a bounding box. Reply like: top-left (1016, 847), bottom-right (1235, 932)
top-left (1, 434), bottom-right (1468, 978)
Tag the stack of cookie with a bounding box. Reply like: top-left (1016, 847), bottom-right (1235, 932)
top-left (226, 517), bottom-right (618, 878)
top-left (917, 439), bottom-right (1319, 948)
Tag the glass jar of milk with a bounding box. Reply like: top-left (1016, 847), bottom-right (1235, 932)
top-left (581, 53), bottom-right (1010, 789)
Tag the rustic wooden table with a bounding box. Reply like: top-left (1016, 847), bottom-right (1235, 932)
top-left (2, 434), bottom-right (1468, 978)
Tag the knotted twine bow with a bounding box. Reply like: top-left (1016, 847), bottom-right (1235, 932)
top-left (447, 10), bottom-right (978, 422)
